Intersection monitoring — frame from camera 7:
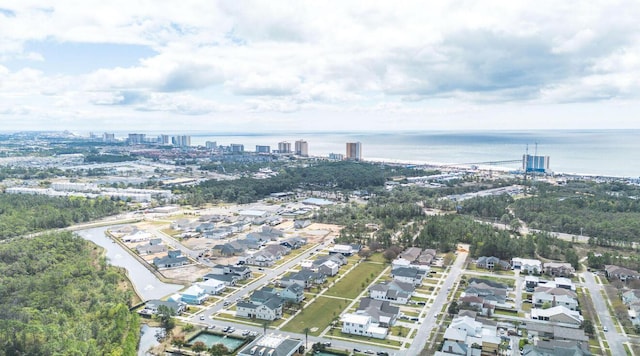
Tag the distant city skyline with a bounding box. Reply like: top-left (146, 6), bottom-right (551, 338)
top-left (1, 2), bottom-right (640, 132)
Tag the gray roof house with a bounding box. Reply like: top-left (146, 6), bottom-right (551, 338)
top-left (391, 267), bottom-right (427, 286)
top-left (153, 250), bottom-right (188, 268)
top-left (356, 298), bottom-right (400, 327)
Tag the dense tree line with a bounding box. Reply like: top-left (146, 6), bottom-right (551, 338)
top-left (0, 195), bottom-right (125, 240)
top-left (513, 181), bottom-right (640, 247)
top-left (84, 154), bottom-right (136, 163)
top-left (0, 232), bottom-right (139, 355)
top-left (179, 161), bottom-right (399, 205)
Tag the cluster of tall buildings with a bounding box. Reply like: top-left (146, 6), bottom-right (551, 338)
top-left (104, 133), bottom-right (363, 161)
top-left (124, 133), bottom-right (191, 147)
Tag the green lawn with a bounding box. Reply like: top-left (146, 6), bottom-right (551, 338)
top-left (324, 262), bottom-right (387, 299)
top-left (281, 296), bottom-right (344, 336)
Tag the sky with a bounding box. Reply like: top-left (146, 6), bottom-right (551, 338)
top-left (1, 1), bottom-right (639, 133)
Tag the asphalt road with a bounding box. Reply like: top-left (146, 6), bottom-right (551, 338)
top-left (581, 270), bottom-right (627, 356)
top-left (405, 250), bottom-right (468, 355)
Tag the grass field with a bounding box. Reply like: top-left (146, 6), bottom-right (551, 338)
top-left (324, 262), bottom-right (388, 299)
top-left (281, 296), bottom-right (344, 336)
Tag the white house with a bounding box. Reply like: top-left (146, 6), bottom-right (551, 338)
top-left (533, 287), bottom-right (578, 310)
top-left (198, 279), bottom-right (226, 295)
top-left (391, 267), bottom-right (426, 286)
top-left (531, 306), bottom-right (583, 326)
top-left (369, 280), bottom-right (415, 304)
top-left (511, 257), bottom-right (542, 274)
top-left (340, 313), bottom-right (388, 339)
top-left (236, 297), bottom-right (283, 321)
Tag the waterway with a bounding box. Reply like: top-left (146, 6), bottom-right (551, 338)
top-left (75, 226), bottom-right (183, 300)
top-left (138, 324), bottom-right (163, 356)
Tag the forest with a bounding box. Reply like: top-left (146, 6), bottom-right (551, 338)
top-left (512, 181), bottom-right (640, 247)
top-left (0, 194), bottom-right (125, 240)
top-left (178, 161), bottom-right (440, 205)
top-left (0, 232), bottom-right (139, 355)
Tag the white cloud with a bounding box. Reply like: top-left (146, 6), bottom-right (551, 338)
top-left (1, 1), bottom-right (640, 130)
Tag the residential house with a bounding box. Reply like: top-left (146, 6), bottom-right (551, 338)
top-left (543, 262), bottom-right (576, 277)
top-left (136, 241), bottom-right (167, 255)
top-left (279, 269), bottom-right (326, 289)
top-left (197, 279), bottom-right (226, 295)
top-left (202, 227), bottom-right (233, 239)
top-left (391, 267), bottom-right (426, 286)
top-left (210, 242), bottom-right (245, 257)
top-left (236, 296), bottom-right (283, 321)
top-left (341, 313), bottom-right (388, 339)
top-left (476, 256), bottom-right (511, 270)
top-left (246, 250), bottom-right (277, 267)
top-left (417, 249), bottom-right (437, 265)
top-left (369, 280), bottom-right (415, 304)
top-left (139, 299), bottom-right (186, 317)
top-left (511, 257), bottom-right (543, 274)
top-left (533, 286), bottom-right (578, 310)
top-left (202, 273), bottom-right (238, 286)
top-left (195, 222), bottom-right (216, 233)
top-left (530, 306), bottom-right (583, 326)
top-left (281, 284), bottom-right (305, 303)
top-left (293, 219), bottom-right (312, 229)
top-left (526, 323), bottom-right (589, 343)
top-left (463, 279), bottom-right (509, 305)
top-left (280, 237), bottom-right (307, 249)
top-left (525, 276), bottom-right (540, 292)
top-left (329, 244), bottom-right (361, 256)
top-left (209, 264), bottom-right (252, 280)
top-left (399, 247), bottom-right (422, 263)
top-left (435, 340), bottom-right (480, 356)
top-left (318, 260), bottom-right (340, 277)
top-left (121, 230), bottom-right (154, 243)
top-left (263, 244), bottom-right (290, 257)
top-left (552, 277), bottom-right (576, 291)
top-left (153, 250), bottom-right (188, 268)
top-left (249, 287), bottom-right (279, 304)
top-left (521, 340), bottom-right (591, 356)
top-left (180, 285), bottom-right (209, 305)
top-left (605, 265), bottom-right (640, 281)
top-left (356, 298), bottom-right (400, 327)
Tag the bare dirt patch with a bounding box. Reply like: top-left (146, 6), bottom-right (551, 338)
top-left (160, 264), bottom-right (210, 282)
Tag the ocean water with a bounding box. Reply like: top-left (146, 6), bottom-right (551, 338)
top-left (183, 130), bottom-right (638, 178)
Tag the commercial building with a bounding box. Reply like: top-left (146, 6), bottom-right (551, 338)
top-left (294, 140), bottom-right (308, 156)
top-left (205, 141), bottom-right (217, 149)
top-left (237, 333), bottom-right (303, 356)
top-left (346, 142), bottom-right (362, 160)
top-left (523, 154), bottom-right (550, 173)
top-left (230, 143), bottom-right (245, 153)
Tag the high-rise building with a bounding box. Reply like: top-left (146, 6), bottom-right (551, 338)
top-left (329, 153), bottom-right (344, 161)
top-left (159, 134), bottom-right (171, 145)
top-left (256, 145), bottom-right (271, 153)
top-left (206, 141), bottom-right (217, 149)
top-left (231, 144), bottom-right (244, 153)
top-left (128, 133), bottom-right (146, 145)
top-left (278, 141), bottom-right (291, 154)
top-left (346, 142), bottom-right (362, 161)
top-left (103, 132), bottom-right (115, 143)
top-left (294, 140), bottom-right (309, 156)
top-left (172, 135), bottom-right (191, 147)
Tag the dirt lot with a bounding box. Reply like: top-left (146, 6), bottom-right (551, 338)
top-left (160, 264), bottom-right (210, 282)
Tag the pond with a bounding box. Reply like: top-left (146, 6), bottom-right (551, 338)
top-left (75, 226), bottom-right (183, 300)
top-left (188, 332), bottom-right (246, 351)
top-left (138, 324), bottom-right (163, 356)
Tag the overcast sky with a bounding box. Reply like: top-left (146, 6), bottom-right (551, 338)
top-left (1, 1), bottom-right (639, 133)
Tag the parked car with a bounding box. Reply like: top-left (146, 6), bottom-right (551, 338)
top-left (323, 342), bottom-right (331, 347)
